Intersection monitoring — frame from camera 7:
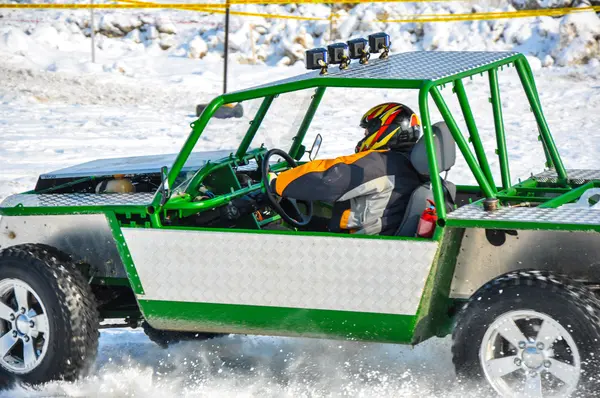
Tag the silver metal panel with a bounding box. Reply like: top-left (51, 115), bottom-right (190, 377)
top-left (40, 150), bottom-right (235, 179)
top-left (451, 228), bottom-right (600, 299)
top-left (232, 51), bottom-right (517, 93)
top-left (123, 229), bottom-right (439, 315)
top-left (448, 204), bottom-right (600, 225)
top-left (533, 169), bottom-right (600, 184)
top-left (0, 215), bottom-right (126, 278)
top-left (0, 193), bottom-right (155, 208)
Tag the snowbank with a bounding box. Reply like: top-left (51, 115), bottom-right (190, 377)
top-left (0, 2), bottom-right (599, 76)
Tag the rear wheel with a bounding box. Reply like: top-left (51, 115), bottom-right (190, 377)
top-left (453, 270), bottom-right (600, 397)
top-left (0, 244), bottom-right (99, 386)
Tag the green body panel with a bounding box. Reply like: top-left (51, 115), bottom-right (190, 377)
top-left (413, 227), bottom-right (464, 342)
top-left (140, 300), bottom-right (418, 343)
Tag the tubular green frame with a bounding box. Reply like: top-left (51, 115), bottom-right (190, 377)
top-left (289, 87), bottom-right (327, 159)
top-left (454, 79), bottom-right (496, 192)
top-left (489, 68), bottom-right (511, 190)
top-left (429, 86), bottom-right (496, 201)
top-left (514, 58), bottom-right (567, 183)
top-left (236, 95), bottom-right (275, 159)
top-left (164, 53), bottom-right (567, 218)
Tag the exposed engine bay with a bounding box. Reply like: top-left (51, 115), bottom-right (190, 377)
top-left (31, 149), bottom-right (309, 231)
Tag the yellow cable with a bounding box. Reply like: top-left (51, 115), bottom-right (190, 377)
top-left (1, 3), bottom-right (598, 24)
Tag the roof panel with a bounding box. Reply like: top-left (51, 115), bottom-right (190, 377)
top-left (232, 51), bottom-right (518, 94)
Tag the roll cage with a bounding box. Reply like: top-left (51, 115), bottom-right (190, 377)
top-left (164, 51), bottom-right (569, 233)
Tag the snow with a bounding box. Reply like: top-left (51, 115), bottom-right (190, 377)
top-left (1, 2), bottom-right (600, 396)
top-left (1, 3), bottom-right (599, 71)
top-left (6, 330), bottom-right (469, 398)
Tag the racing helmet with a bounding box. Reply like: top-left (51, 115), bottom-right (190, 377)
top-left (356, 103), bottom-right (421, 152)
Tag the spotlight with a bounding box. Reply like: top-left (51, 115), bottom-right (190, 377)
top-left (368, 32), bottom-right (391, 59)
top-left (348, 38), bottom-right (370, 64)
top-left (305, 48), bottom-right (329, 75)
top-left (327, 43), bottom-right (350, 70)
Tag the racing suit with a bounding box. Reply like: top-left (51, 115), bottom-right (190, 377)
top-left (271, 149), bottom-right (423, 235)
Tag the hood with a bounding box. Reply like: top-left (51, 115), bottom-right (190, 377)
top-left (39, 150), bottom-right (236, 180)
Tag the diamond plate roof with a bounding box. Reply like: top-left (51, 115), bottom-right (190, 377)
top-left (232, 51), bottom-right (518, 94)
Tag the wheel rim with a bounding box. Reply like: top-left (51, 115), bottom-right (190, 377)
top-left (0, 279), bottom-right (50, 374)
top-left (480, 310), bottom-right (581, 397)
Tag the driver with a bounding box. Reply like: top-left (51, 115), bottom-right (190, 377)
top-left (269, 102), bottom-right (423, 236)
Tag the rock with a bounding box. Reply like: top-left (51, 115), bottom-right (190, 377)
top-left (281, 39), bottom-right (306, 63)
top-left (276, 56), bottom-right (292, 66)
top-left (156, 17), bottom-right (177, 35)
top-left (159, 35), bottom-right (177, 50)
top-left (526, 55), bottom-right (543, 70)
top-left (112, 15), bottom-right (142, 34)
top-left (542, 54), bottom-right (555, 67)
top-left (422, 22), bottom-right (452, 50)
top-left (228, 26), bottom-right (250, 52)
top-left (553, 10), bottom-right (600, 65)
top-left (68, 22), bottom-right (81, 35)
top-left (140, 16), bottom-right (155, 25)
top-left (253, 25), bottom-right (268, 35)
top-left (126, 29), bottom-right (142, 44)
top-left (188, 36), bottom-right (208, 58)
top-left (510, 0), bottom-right (575, 9)
top-left (337, 14), bottom-right (358, 40)
top-left (144, 25), bottom-right (159, 41)
top-left (504, 19), bottom-right (533, 45)
top-left (358, 10), bottom-right (379, 32)
top-left (98, 14), bottom-right (124, 37)
top-left (293, 27), bottom-right (314, 49)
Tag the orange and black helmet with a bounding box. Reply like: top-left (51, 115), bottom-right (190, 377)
top-left (356, 103), bottom-right (421, 152)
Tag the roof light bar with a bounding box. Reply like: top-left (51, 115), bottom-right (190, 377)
top-left (347, 38), bottom-right (370, 64)
top-left (305, 47), bottom-right (328, 75)
top-left (304, 32), bottom-right (391, 72)
top-left (368, 32), bottom-right (391, 59)
top-left (327, 43), bottom-right (350, 70)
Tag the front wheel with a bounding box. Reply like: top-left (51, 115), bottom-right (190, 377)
top-left (452, 270), bottom-right (600, 397)
top-left (0, 244), bottom-right (99, 387)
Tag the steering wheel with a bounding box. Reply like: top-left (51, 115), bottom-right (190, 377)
top-left (261, 149), bottom-right (313, 228)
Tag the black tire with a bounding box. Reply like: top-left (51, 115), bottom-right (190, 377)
top-left (0, 244), bottom-right (99, 386)
top-left (452, 270), bottom-right (600, 396)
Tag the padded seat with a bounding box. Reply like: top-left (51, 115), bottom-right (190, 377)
top-left (395, 122), bottom-right (456, 237)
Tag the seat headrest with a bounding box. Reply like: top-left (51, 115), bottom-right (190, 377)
top-left (410, 122), bottom-right (456, 176)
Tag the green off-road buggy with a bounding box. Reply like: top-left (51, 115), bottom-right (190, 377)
top-left (1, 37), bottom-right (599, 396)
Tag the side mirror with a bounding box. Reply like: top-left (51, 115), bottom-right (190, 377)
top-left (159, 166), bottom-right (170, 206)
top-left (308, 134), bottom-right (322, 161)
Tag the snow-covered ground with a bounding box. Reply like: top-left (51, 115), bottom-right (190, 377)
top-left (1, 3), bottom-right (600, 397)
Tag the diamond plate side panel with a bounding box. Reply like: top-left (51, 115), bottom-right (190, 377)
top-left (232, 51), bottom-right (517, 93)
top-left (0, 193), bottom-right (155, 208)
top-left (123, 229), bottom-right (439, 315)
top-left (533, 169), bottom-right (600, 184)
top-left (448, 204), bottom-right (600, 225)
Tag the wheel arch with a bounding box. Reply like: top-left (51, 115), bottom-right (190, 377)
top-left (449, 228), bottom-right (600, 301)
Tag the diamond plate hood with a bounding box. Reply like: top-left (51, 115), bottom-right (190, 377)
top-left (39, 150), bottom-right (235, 180)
